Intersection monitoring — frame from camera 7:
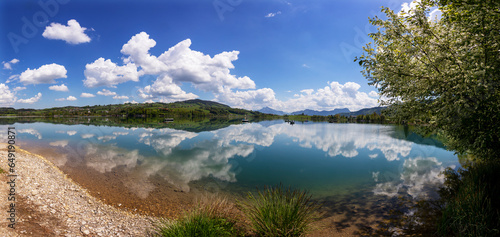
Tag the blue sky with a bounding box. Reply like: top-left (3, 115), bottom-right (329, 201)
top-left (1, 0), bottom-right (414, 112)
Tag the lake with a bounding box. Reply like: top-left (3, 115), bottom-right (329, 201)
top-left (3, 120), bottom-right (459, 218)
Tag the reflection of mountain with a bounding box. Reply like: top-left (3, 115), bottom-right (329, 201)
top-left (0, 117), bottom-right (242, 133)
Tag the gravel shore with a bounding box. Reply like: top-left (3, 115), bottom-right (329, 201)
top-left (0, 144), bottom-right (389, 236)
top-left (0, 145), bottom-right (155, 236)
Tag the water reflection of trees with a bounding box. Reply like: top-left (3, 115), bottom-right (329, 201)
top-left (0, 117), bottom-right (246, 132)
top-left (13, 122), bottom-right (455, 201)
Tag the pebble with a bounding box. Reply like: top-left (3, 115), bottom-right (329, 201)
top-left (0, 149), bottom-right (155, 236)
top-left (80, 226), bottom-right (90, 235)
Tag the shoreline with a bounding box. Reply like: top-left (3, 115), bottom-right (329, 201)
top-left (0, 144), bottom-right (391, 236)
top-left (0, 145), bottom-right (154, 236)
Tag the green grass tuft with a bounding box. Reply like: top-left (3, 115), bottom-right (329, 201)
top-left (149, 214), bottom-right (237, 237)
top-left (239, 183), bottom-right (321, 237)
top-left (148, 195), bottom-right (244, 237)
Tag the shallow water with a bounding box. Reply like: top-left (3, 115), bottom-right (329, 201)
top-left (3, 120), bottom-right (459, 217)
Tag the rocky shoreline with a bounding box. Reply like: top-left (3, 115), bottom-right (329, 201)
top-left (0, 145), bottom-right (154, 236)
top-left (0, 144), bottom-right (389, 236)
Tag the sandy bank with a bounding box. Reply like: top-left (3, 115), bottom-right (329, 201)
top-left (0, 145), bottom-right (154, 236)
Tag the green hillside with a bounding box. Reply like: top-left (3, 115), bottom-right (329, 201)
top-left (338, 106), bottom-right (386, 117)
top-left (0, 99), bottom-right (273, 119)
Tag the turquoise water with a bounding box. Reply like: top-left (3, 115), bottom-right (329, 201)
top-left (3, 121), bottom-right (459, 201)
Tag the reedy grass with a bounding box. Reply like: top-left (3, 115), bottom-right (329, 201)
top-left (438, 161), bottom-right (500, 236)
top-left (148, 195), bottom-right (244, 237)
top-left (239, 184), bottom-right (321, 237)
top-left (367, 159), bottom-right (500, 236)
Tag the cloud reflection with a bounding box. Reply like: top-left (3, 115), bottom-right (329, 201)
top-left (18, 128), bottom-right (42, 139)
top-left (214, 123), bottom-right (412, 161)
top-left (49, 140), bottom-right (69, 147)
top-left (83, 128), bottom-right (254, 197)
top-left (139, 128), bottom-right (198, 156)
top-left (79, 122), bottom-right (448, 199)
top-left (373, 157), bottom-right (452, 199)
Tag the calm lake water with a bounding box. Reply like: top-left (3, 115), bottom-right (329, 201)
top-left (3, 120), bottom-right (459, 214)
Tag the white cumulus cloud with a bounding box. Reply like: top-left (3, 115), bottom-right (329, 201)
top-left (214, 88), bottom-right (282, 111)
top-left (301, 89), bottom-right (314, 95)
top-left (3, 59), bottom-right (19, 70)
top-left (42, 19), bottom-right (91, 44)
top-left (19, 63), bottom-right (67, 85)
top-left (80, 93), bottom-right (95, 98)
top-left (283, 81), bottom-right (378, 112)
top-left (83, 58), bottom-right (139, 88)
top-left (399, 0), bottom-right (421, 16)
top-left (55, 96), bottom-right (76, 101)
top-left (85, 32), bottom-right (256, 102)
top-left (0, 84), bottom-right (16, 106)
top-left (97, 89), bottom-right (117, 96)
top-left (113, 95), bottom-right (129, 100)
top-left (137, 74), bottom-right (198, 102)
top-left (399, 0), bottom-right (442, 21)
top-left (17, 93), bottom-right (42, 104)
top-left (215, 81), bottom-right (379, 113)
top-left (49, 84), bottom-right (69, 92)
top-left (6, 75), bottom-right (19, 84)
top-left (265, 11), bottom-right (281, 18)
top-left (369, 91), bottom-right (379, 97)
top-left (428, 8), bottom-right (442, 22)
top-left (123, 33), bottom-right (256, 92)
top-left (13, 87), bottom-right (26, 92)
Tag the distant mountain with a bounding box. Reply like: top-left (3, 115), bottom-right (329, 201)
top-left (257, 107), bottom-right (287, 115)
top-left (338, 106), bottom-right (386, 116)
top-left (291, 108), bottom-right (350, 116)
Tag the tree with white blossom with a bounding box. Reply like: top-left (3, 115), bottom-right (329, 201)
top-left (356, 0), bottom-right (500, 160)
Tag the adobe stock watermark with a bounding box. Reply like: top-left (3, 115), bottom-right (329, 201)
top-left (213, 0), bottom-right (243, 21)
top-left (7, 0), bottom-right (70, 53)
top-left (339, 0), bottom-right (401, 62)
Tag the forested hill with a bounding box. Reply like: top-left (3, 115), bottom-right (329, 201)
top-left (338, 107), bottom-right (386, 117)
top-left (0, 99), bottom-right (271, 119)
top-left (174, 99), bottom-right (231, 108)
